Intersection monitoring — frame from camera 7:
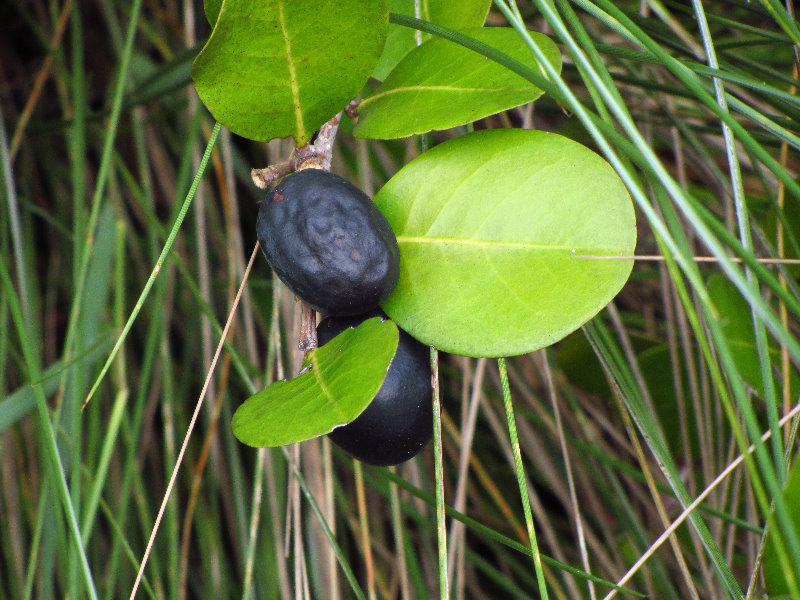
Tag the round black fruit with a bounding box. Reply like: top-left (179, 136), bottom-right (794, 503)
top-left (318, 312), bottom-right (433, 466)
top-left (257, 169), bottom-right (399, 316)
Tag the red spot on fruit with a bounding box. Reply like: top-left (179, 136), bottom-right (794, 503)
top-left (273, 191), bottom-right (284, 201)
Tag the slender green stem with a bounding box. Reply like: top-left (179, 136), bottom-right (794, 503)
top-left (430, 347), bottom-right (449, 600)
top-left (80, 221), bottom-right (130, 541)
top-left (757, 0), bottom-right (800, 44)
top-left (691, 0), bottom-right (783, 476)
top-left (23, 480), bottom-right (49, 600)
top-left (241, 448), bottom-right (267, 600)
top-left (372, 467), bottom-right (645, 596)
top-left (60, 0), bottom-right (144, 380)
top-left (84, 120), bottom-right (221, 406)
top-left (0, 100), bottom-right (30, 327)
top-left (1, 253), bottom-right (99, 600)
top-left (690, 12), bottom-right (796, 594)
top-left (497, 357), bottom-right (549, 600)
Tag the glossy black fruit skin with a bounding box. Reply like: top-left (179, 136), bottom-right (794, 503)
top-left (257, 169), bottom-right (399, 316)
top-left (318, 312), bottom-right (433, 466)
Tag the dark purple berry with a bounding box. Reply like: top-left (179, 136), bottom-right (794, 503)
top-left (257, 169), bottom-right (399, 316)
top-left (317, 312), bottom-right (432, 466)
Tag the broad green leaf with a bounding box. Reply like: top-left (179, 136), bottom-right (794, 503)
top-left (355, 28), bottom-right (561, 139)
top-left (374, 129), bottom-right (636, 357)
top-left (373, 1), bottom-right (492, 81)
top-left (763, 456), bottom-right (800, 598)
top-left (707, 273), bottom-right (757, 347)
top-left (637, 344), bottom-right (702, 459)
top-left (557, 332), bottom-right (704, 459)
top-left (557, 331), bottom-right (660, 399)
top-left (204, 0), bottom-right (221, 25)
top-left (192, 0), bottom-right (388, 144)
top-left (707, 274), bottom-right (799, 398)
top-left (232, 318), bottom-right (398, 447)
top-left (422, 2), bottom-right (491, 30)
top-left (373, 1), bottom-right (416, 82)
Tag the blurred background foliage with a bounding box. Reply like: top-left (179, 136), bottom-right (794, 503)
top-left (1, 1), bottom-right (800, 599)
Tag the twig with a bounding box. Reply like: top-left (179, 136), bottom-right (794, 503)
top-left (251, 160), bottom-right (295, 190)
top-left (250, 112), bottom-right (346, 353)
top-left (251, 112), bottom-right (343, 189)
top-left (298, 303), bottom-right (319, 355)
top-left (294, 112), bottom-right (342, 172)
top-left (345, 101), bottom-right (360, 119)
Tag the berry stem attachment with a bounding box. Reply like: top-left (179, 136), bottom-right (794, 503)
top-left (299, 302), bottom-right (318, 356)
top-left (294, 112), bottom-right (341, 172)
top-left (251, 112), bottom-right (343, 189)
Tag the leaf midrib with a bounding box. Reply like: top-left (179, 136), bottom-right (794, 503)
top-left (397, 236), bottom-right (627, 253)
top-left (362, 84), bottom-right (533, 106)
top-left (308, 352), bottom-right (348, 423)
top-left (278, 1), bottom-right (305, 141)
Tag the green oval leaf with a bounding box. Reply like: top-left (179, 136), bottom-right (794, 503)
top-left (192, 0), bottom-right (388, 144)
top-left (355, 28), bottom-right (561, 140)
top-left (232, 318), bottom-right (398, 447)
top-left (373, 1), bottom-right (492, 81)
top-left (374, 129), bottom-right (636, 357)
top-left (707, 274), bottom-right (800, 398)
top-left (203, 0), bottom-right (221, 25)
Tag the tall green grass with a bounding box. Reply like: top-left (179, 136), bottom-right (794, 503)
top-left (1, 1), bottom-right (799, 598)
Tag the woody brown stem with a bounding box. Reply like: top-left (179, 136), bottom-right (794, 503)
top-left (293, 112), bottom-right (342, 172)
top-left (251, 112), bottom-right (344, 189)
top-left (251, 160), bottom-right (294, 189)
top-left (298, 302), bottom-right (319, 355)
top-left (251, 111), bottom-right (348, 353)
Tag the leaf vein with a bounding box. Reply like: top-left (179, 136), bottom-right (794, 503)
top-left (398, 237), bottom-right (570, 250)
top-left (361, 85), bottom-right (532, 107)
top-left (278, 1), bottom-right (304, 141)
top-left (482, 246), bottom-right (539, 315)
top-left (416, 153), bottom-right (506, 237)
top-left (309, 353), bottom-right (347, 422)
